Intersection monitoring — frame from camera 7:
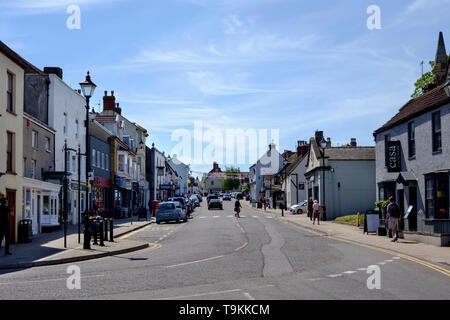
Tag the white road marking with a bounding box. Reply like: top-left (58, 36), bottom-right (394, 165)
top-left (213, 216), bottom-right (220, 218)
top-left (385, 259), bottom-right (394, 262)
top-left (158, 288), bottom-right (242, 300)
top-left (253, 216), bottom-right (258, 218)
top-left (343, 271), bottom-right (357, 274)
top-left (357, 268), bottom-right (367, 271)
top-left (0, 274), bottom-right (105, 286)
top-left (393, 257), bottom-right (401, 260)
top-left (327, 274), bottom-right (343, 278)
top-left (378, 262), bottom-right (386, 265)
top-left (243, 292), bottom-right (256, 300)
top-left (166, 255), bottom-right (225, 268)
top-left (234, 242), bottom-right (249, 252)
top-left (307, 278), bottom-right (325, 281)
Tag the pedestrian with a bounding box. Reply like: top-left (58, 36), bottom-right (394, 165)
top-left (386, 196), bottom-right (402, 242)
top-left (269, 197), bottom-right (273, 209)
top-left (234, 198), bottom-right (242, 218)
top-left (263, 197), bottom-right (267, 211)
top-left (313, 200), bottom-right (320, 225)
top-left (0, 197), bottom-right (12, 256)
top-left (307, 197), bottom-right (314, 221)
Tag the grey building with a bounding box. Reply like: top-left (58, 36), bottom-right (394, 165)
top-left (305, 131), bottom-right (376, 221)
top-left (373, 32), bottom-right (450, 246)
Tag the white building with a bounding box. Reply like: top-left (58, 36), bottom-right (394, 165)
top-left (168, 154), bottom-right (190, 196)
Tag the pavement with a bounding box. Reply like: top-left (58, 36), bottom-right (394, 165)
top-left (0, 216), bottom-right (153, 270)
top-left (243, 201), bottom-right (450, 268)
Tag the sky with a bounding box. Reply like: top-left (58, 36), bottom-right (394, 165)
top-left (1, 0), bottom-right (450, 176)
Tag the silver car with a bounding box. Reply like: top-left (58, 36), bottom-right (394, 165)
top-left (290, 200), bottom-right (308, 214)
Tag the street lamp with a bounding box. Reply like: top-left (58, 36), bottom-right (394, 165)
top-left (79, 71), bottom-right (96, 250)
top-left (320, 139), bottom-right (328, 221)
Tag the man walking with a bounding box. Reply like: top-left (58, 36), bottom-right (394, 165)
top-left (0, 197), bottom-right (12, 256)
top-left (386, 196), bottom-right (402, 242)
top-left (313, 200), bottom-right (320, 225)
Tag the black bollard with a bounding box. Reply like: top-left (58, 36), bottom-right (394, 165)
top-left (109, 218), bottom-right (114, 242)
top-left (99, 220), bottom-right (105, 247)
top-left (104, 218), bottom-right (109, 241)
top-left (93, 220), bottom-right (98, 245)
top-left (83, 216), bottom-right (91, 250)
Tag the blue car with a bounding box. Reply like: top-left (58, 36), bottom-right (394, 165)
top-left (156, 201), bottom-right (187, 224)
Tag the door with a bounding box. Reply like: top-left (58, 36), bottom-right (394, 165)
top-left (408, 186), bottom-right (417, 231)
top-left (36, 194), bottom-right (41, 234)
top-left (6, 190), bottom-right (16, 243)
top-left (397, 189), bottom-right (405, 231)
top-left (31, 190), bottom-right (38, 235)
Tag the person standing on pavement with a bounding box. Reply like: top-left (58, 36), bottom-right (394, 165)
top-left (269, 197), bottom-right (273, 209)
top-left (386, 196), bottom-right (402, 242)
top-left (234, 199), bottom-right (242, 218)
top-left (0, 197), bottom-right (12, 256)
top-left (307, 197), bottom-right (314, 221)
top-left (312, 200), bottom-right (320, 225)
top-left (263, 197), bottom-right (267, 211)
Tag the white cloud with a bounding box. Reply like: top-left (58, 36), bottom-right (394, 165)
top-left (0, 0), bottom-right (125, 14)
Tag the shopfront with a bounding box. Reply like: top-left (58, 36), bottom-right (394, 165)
top-left (22, 178), bottom-right (61, 234)
top-left (92, 176), bottom-right (112, 213)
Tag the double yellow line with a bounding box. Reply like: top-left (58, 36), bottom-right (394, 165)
top-left (287, 221), bottom-right (450, 278)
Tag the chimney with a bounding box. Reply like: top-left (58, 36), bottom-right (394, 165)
top-left (115, 103), bottom-right (122, 115)
top-left (315, 130), bottom-right (324, 144)
top-left (103, 90), bottom-right (116, 113)
top-left (350, 138), bottom-right (357, 147)
top-left (327, 137), bottom-right (331, 148)
top-left (44, 67), bottom-right (63, 80)
top-left (297, 140), bottom-right (309, 157)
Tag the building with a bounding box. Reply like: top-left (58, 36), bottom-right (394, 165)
top-left (0, 41), bottom-right (25, 243)
top-left (373, 32), bottom-right (450, 246)
top-left (22, 113), bottom-right (60, 234)
top-left (249, 143), bottom-right (284, 202)
top-left (305, 131), bottom-right (376, 221)
top-left (282, 141), bottom-right (310, 207)
top-left (168, 154), bottom-right (190, 196)
top-left (204, 162), bottom-right (224, 193)
top-left (146, 144), bottom-right (177, 201)
top-left (89, 119), bottom-right (113, 215)
top-left (135, 124), bottom-right (149, 210)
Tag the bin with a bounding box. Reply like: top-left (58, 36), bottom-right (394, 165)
top-left (18, 219), bottom-right (33, 243)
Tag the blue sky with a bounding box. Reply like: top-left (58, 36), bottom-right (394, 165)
top-left (1, 0), bottom-right (450, 175)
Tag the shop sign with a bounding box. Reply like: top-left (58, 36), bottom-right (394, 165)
top-left (387, 141), bottom-right (401, 173)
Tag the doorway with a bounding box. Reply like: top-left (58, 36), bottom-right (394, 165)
top-left (6, 190), bottom-right (16, 243)
top-left (408, 186), bottom-right (418, 231)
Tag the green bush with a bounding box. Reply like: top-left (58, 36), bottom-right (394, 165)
top-left (335, 214), bottom-right (365, 225)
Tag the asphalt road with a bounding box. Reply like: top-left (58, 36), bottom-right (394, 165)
top-left (0, 200), bottom-right (449, 300)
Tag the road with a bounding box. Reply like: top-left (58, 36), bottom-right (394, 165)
top-left (0, 200), bottom-right (449, 300)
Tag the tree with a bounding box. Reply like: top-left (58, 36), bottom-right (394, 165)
top-left (411, 57), bottom-right (448, 98)
top-left (222, 167), bottom-right (241, 191)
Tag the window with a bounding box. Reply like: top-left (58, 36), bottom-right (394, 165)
top-left (425, 173), bottom-right (449, 219)
top-left (408, 122), bottom-right (415, 158)
top-left (6, 132), bottom-right (13, 172)
top-left (75, 120), bottom-right (79, 139)
top-left (384, 134), bottom-right (391, 167)
top-left (102, 153), bottom-right (105, 170)
top-left (45, 137), bottom-right (51, 152)
top-left (105, 155), bottom-right (109, 171)
top-left (92, 149), bottom-right (96, 167)
top-left (63, 113), bottom-right (68, 134)
top-left (7, 72), bottom-right (14, 112)
top-left (23, 158), bottom-right (26, 177)
top-left (32, 130), bottom-right (38, 149)
top-left (72, 155), bottom-right (76, 173)
top-left (432, 111), bottom-right (442, 152)
top-left (97, 150), bottom-right (101, 168)
top-left (31, 160), bottom-right (36, 179)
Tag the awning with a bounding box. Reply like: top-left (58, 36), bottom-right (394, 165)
top-left (396, 172), bottom-right (418, 186)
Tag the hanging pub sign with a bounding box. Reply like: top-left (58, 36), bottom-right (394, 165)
top-left (387, 141), bottom-right (401, 172)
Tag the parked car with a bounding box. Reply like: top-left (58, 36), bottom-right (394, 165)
top-left (208, 199), bottom-right (223, 210)
top-left (168, 197), bottom-right (188, 216)
top-left (290, 200), bottom-right (308, 214)
top-left (195, 193), bottom-right (203, 202)
top-left (207, 194), bottom-right (219, 203)
top-left (156, 201), bottom-right (187, 224)
top-left (235, 192), bottom-right (244, 200)
top-left (223, 193), bottom-right (231, 201)
top-left (190, 195), bottom-right (200, 207)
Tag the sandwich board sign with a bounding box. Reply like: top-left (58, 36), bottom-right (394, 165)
top-left (364, 211), bottom-right (380, 234)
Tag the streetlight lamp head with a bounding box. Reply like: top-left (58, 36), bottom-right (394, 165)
top-left (444, 80), bottom-right (450, 98)
top-left (79, 71), bottom-right (97, 98)
top-left (320, 140), bottom-right (328, 149)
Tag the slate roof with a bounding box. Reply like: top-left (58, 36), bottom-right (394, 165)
top-left (374, 83), bottom-right (450, 136)
top-left (324, 147), bottom-right (375, 161)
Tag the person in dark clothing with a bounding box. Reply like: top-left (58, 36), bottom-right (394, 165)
top-left (0, 197), bottom-right (12, 256)
top-left (234, 199), bottom-right (242, 218)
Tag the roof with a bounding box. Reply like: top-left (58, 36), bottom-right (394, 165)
top-left (374, 84), bottom-right (450, 136)
top-left (324, 147), bottom-right (375, 161)
top-left (0, 41), bottom-right (43, 73)
top-left (286, 152), bottom-right (309, 175)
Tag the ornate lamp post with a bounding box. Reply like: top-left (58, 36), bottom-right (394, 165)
top-left (79, 71), bottom-right (97, 249)
top-left (320, 139), bottom-right (328, 221)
